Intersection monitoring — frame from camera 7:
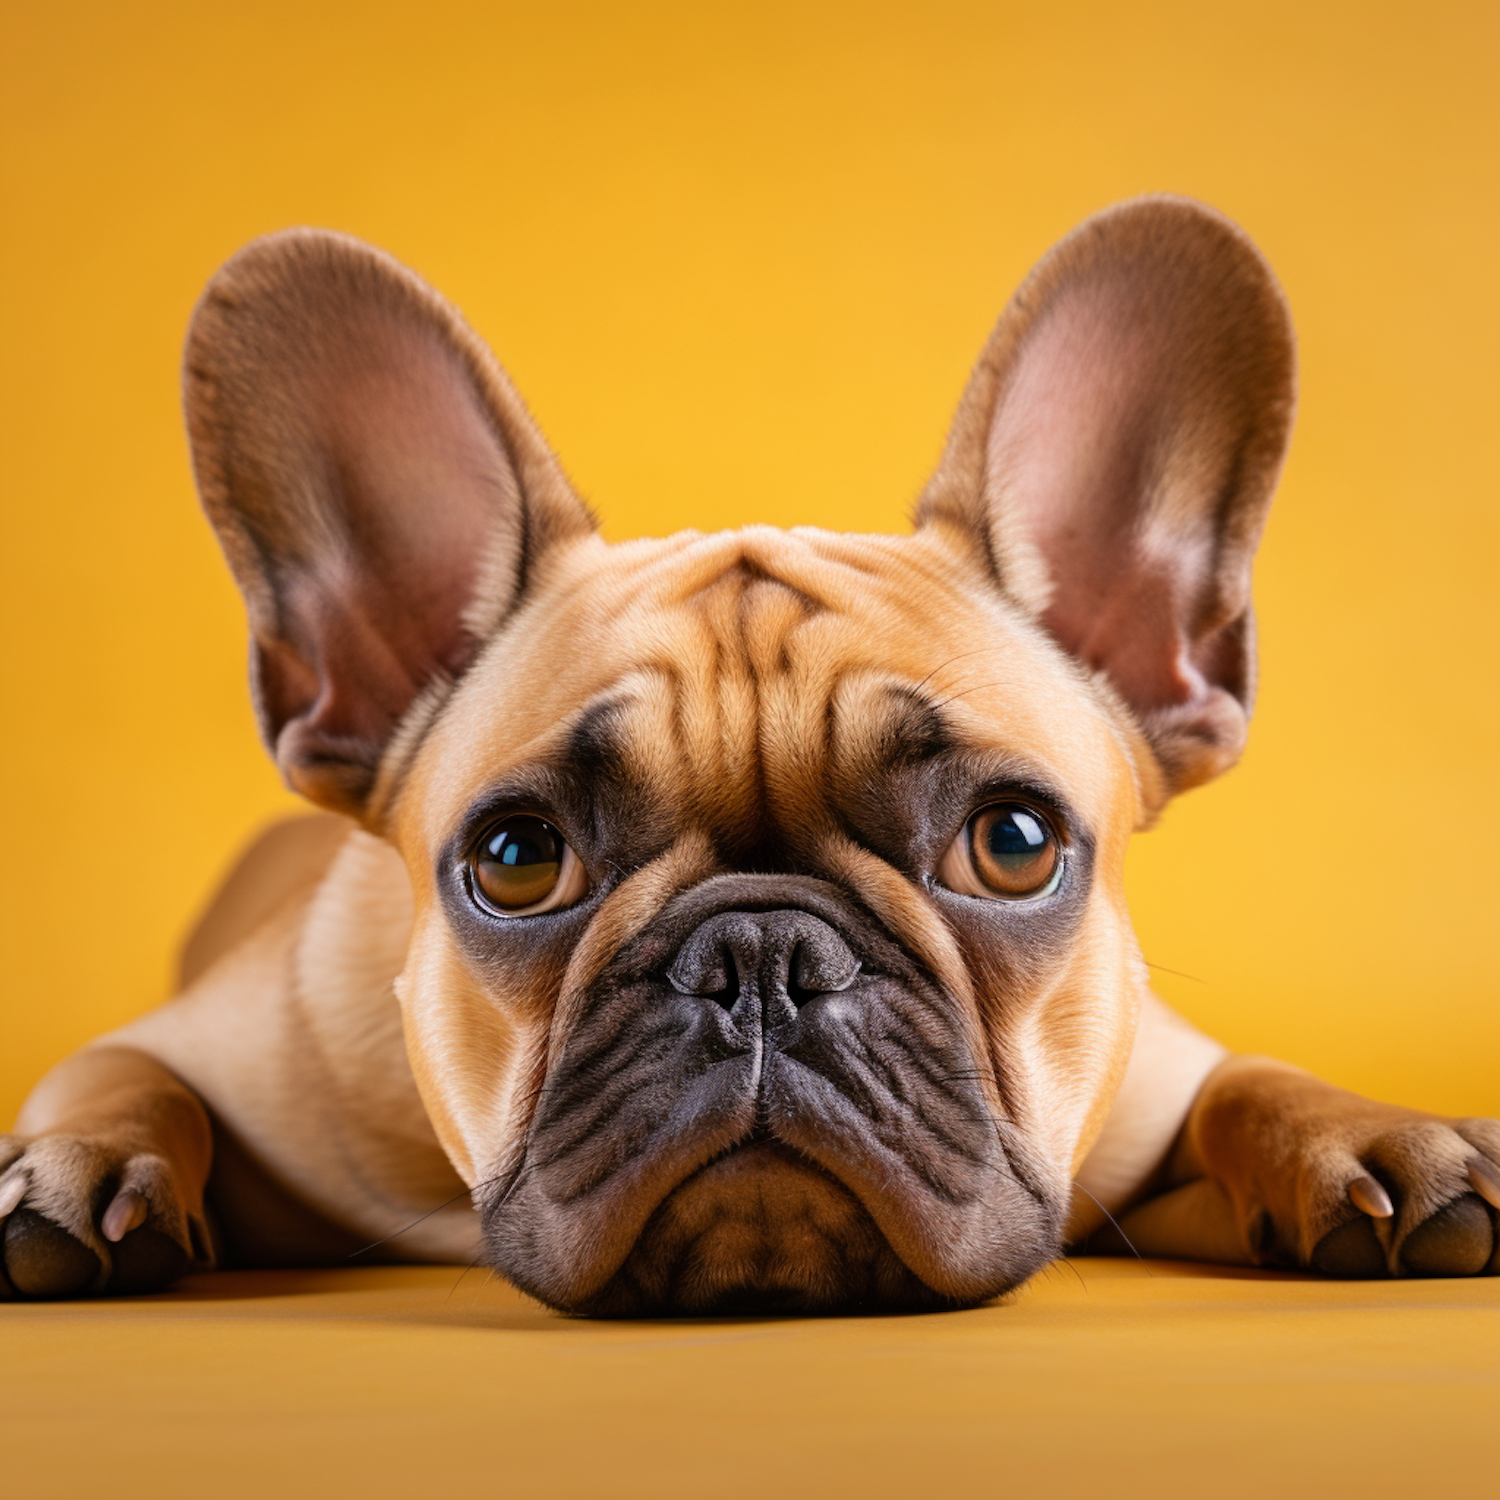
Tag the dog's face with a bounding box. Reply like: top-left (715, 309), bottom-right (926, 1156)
top-left (394, 525), bottom-right (1147, 1312)
top-left (184, 197), bottom-right (1293, 1312)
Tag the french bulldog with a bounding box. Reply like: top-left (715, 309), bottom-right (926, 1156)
top-left (3, 197), bottom-right (1497, 1313)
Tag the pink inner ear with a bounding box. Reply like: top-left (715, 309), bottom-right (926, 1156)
top-left (314, 333), bottom-right (524, 674)
top-left (985, 284), bottom-right (1232, 717)
top-left (248, 314), bottom-right (528, 803)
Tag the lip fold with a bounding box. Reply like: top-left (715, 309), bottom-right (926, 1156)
top-left (480, 1047), bottom-right (761, 1310)
top-left (481, 1031), bottom-right (1060, 1315)
top-left (760, 1049), bottom-right (1062, 1303)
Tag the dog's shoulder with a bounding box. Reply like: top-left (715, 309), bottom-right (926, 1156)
top-left (178, 812), bottom-right (356, 989)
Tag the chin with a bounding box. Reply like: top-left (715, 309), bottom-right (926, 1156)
top-left (577, 1142), bottom-right (972, 1318)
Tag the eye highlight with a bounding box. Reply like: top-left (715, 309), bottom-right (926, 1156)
top-left (937, 802), bottom-right (1062, 901)
top-left (469, 815), bottom-right (588, 916)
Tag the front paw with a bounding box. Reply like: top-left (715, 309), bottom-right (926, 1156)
top-left (1293, 1116), bottom-right (1500, 1279)
top-left (0, 1133), bottom-right (212, 1298)
top-left (1197, 1075), bottom-right (1500, 1279)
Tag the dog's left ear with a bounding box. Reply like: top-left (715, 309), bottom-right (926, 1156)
top-left (917, 196), bottom-right (1295, 795)
top-left (184, 229), bottom-right (596, 820)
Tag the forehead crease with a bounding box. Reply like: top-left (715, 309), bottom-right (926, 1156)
top-left (745, 579), bottom-right (974, 821)
top-left (661, 566), bottom-right (828, 831)
top-left (529, 543), bottom-right (1066, 816)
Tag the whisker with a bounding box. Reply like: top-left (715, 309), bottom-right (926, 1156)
top-left (480, 1158), bottom-right (540, 1216)
top-left (1055, 1255), bottom-right (1089, 1293)
top-left (446, 1251), bottom-right (487, 1302)
top-left (1071, 1182), bottom-right (1154, 1275)
top-left (348, 1172), bottom-right (506, 1261)
top-left (931, 680), bottom-right (1020, 711)
top-left (1145, 960), bottom-right (1208, 985)
top-left (908, 647), bottom-right (999, 697)
top-left (919, 1061), bottom-right (1141, 1281)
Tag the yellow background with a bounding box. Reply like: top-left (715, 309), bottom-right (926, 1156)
top-left (2, 0), bottom-right (1496, 1127)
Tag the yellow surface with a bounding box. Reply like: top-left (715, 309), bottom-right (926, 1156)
top-left (1, 1260), bottom-right (1494, 1497)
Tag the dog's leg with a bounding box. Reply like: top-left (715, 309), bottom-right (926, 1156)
top-left (0, 813), bottom-right (354, 1299)
top-left (0, 1046), bottom-right (214, 1298)
top-left (1138, 1057), bottom-right (1500, 1276)
top-left (1082, 1004), bottom-right (1500, 1276)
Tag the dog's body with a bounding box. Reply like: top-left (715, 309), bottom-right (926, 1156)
top-left (3, 198), bottom-right (1497, 1309)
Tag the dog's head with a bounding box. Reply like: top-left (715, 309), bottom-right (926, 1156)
top-left (184, 198), bottom-right (1293, 1313)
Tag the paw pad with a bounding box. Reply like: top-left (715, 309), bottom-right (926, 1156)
top-left (0, 1133), bottom-right (210, 1299)
top-left (3, 1209), bottom-right (102, 1298)
top-left (1399, 1194), bottom-right (1494, 1278)
top-left (1310, 1216), bottom-right (1388, 1279)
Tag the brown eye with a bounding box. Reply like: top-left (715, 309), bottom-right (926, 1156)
top-left (937, 802), bottom-right (1061, 900)
top-left (470, 816), bottom-right (585, 915)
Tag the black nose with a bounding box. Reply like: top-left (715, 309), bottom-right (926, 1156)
top-left (666, 909), bottom-right (861, 1012)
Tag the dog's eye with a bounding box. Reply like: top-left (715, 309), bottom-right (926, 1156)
top-left (937, 803), bottom-right (1061, 901)
top-left (469, 816), bottom-right (588, 916)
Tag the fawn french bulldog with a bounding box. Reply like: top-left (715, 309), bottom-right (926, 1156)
top-left (3, 197), bottom-right (1497, 1312)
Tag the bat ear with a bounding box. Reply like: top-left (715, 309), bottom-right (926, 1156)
top-left (184, 229), bottom-right (596, 818)
top-left (918, 196), bottom-right (1296, 796)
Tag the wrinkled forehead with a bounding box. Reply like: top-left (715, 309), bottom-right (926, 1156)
top-left (393, 526), bottom-right (1143, 847)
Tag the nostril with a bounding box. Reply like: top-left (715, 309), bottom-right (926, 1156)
top-left (707, 946), bottom-right (740, 1009)
top-left (787, 977), bottom-right (815, 1007)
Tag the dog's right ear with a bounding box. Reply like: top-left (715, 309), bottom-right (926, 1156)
top-left (184, 229), bottom-right (595, 820)
top-left (916, 197), bottom-right (1295, 800)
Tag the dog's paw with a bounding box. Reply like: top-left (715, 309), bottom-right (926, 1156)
top-left (1290, 1115), bottom-right (1500, 1279)
top-left (1186, 1059), bottom-right (1500, 1279)
top-left (0, 1133), bottom-right (212, 1299)
top-left (1198, 1079), bottom-right (1500, 1278)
